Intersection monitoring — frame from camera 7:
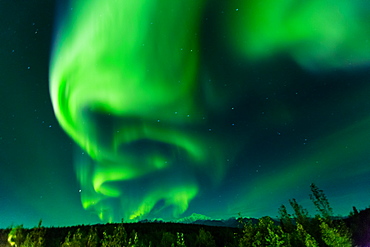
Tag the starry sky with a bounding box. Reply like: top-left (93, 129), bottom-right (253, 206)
top-left (1, 0), bottom-right (370, 228)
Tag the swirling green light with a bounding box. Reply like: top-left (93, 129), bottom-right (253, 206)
top-left (49, 0), bottom-right (224, 221)
top-left (50, 0), bottom-right (370, 222)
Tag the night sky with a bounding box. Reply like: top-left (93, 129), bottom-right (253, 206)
top-left (1, 0), bottom-right (370, 228)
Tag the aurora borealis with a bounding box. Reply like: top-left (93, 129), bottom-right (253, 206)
top-left (1, 0), bottom-right (370, 228)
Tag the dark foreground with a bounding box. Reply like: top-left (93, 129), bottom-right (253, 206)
top-left (1, 184), bottom-right (370, 246)
top-left (0, 208), bottom-right (369, 247)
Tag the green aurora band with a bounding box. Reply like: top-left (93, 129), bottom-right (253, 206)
top-left (50, 0), bottom-right (221, 221)
top-left (226, 0), bottom-right (370, 70)
top-left (50, 0), bottom-right (370, 222)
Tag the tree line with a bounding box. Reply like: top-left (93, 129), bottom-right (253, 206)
top-left (1, 183), bottom-right (369, 246)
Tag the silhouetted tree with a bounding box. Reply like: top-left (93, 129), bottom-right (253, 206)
top-left (289, 198), bottom-right (310, 228)
top-left (309, 183), bottom-right (333, 221)
top-left (278, 204), bottom-right (295, 233)
top-left (195, 228), bottom-right (216, 247)
top-left (160, 232), bottom-right (176, 247)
